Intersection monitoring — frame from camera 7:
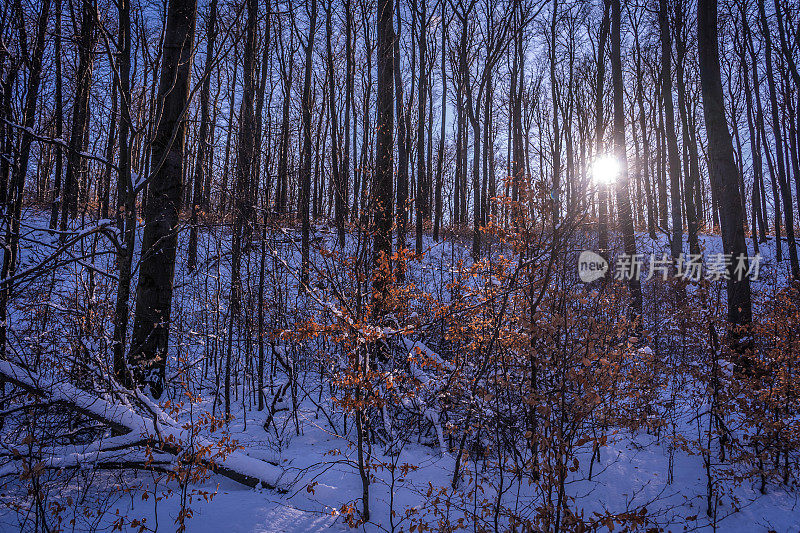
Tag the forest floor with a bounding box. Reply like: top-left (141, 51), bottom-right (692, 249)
top-left (1, 209), bottom-right (799, 532)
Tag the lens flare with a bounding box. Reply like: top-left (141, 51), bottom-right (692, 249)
top-left (592, 156), bottom-right (619, 185)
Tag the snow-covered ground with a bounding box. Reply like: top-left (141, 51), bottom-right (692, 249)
top-left (1, 210), bottom-right (799, 532)
top-left (86, 401), bottom-right (800, 533)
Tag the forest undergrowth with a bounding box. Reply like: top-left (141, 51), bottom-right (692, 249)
top-left (0, 207), bottom-right (799, 532)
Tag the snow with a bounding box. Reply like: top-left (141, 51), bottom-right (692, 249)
top-left (1, 209), bottom-right (799, 531)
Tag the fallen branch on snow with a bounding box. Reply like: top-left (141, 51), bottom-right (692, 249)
top-left (0, 359), bottom-right (286, 491)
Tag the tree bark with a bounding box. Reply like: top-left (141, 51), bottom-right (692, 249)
top-left (48, 0), bottom-right (63, 230)
top-left (697, 0), bottom-right (752, 328)
top-left (187, 0), bottom-right (218, 272)
top-left (673, 0), bottom-right (700, 255)
top-left (611, 0), bottom-right (643, 321)
top-left (60, 0), bottom-right (96, 228)
top-left (758, 0), bottom-right (799, 279)
top-left (374, 0), bottom-right (394, 283)
top-left (112, 0), bottom-right (135, 386)
top-left (595, 0), bottom-right (610, 256)
top-left (300, 0), bottom-right (318, 287)
top-left (394, 0), bottom-right (409, 262)
top-left (659, 0), bottom-right (683, 260)
top-left (128, 0), bottom-right (198, 397)
top-left (416, 0), bottom-right (427, 255)
top-left (433, 0), bottom-right (446, 241)
top-left (326, 0), bottom-right (345, 248)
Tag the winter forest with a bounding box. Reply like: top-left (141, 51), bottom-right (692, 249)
top-left (1, 0), bottom-right (800, 529)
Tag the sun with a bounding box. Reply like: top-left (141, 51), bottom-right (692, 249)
top-left (592, 155), bottom-right (619, 186)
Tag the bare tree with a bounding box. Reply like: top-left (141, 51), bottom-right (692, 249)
top-left (128, 0), bottom-right (198, 396)
top-left (611, 0), bottom-right (643, 321)
top-left (300, 0), bottom-right (318, 286)
top-left (698, 0), bottom-right (752, 329)
top-left (659, 0), bottom-right (683, 260)
top-left (758, 0), bottom-right (799, 279)
top-left (60, 0), bottom-right (96, 228)
top-left (187, 0), bottom-right (219, 272)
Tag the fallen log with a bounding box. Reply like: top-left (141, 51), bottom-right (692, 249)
top-left (0, 360), bottom-right (286, 491)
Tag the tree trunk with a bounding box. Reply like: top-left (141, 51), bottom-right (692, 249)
top-left (394, 0), bottom-right (409, 261)
top-left (1, 0), bottom-right (51, 371)
top-left (416, 0), bottom-right (427, 255)
top-left (697, 0), bottom-right (752, 328)
top-left (595, 0), bottom-right (610, 256)
top-left (326, 0), bottom-right (345, 248)
top-left (738, 13), bottom-right (767, 247)
top-left (300, 0), bottom-right (318, 287)
top-left (226, 0), bottom-right (261, 417)
top-left (633, 25), bottom-right (655, 240)
top-left (659, 0), bottom-right (683, 260)
top-left (112, 0), bottom-right (136, 386)
top-left (374, 0), bottom-right (394, 285)
top-left (433, 0), bottom-right (446, 241)
top-left (49, 0), bottom-right (63, 230)
top-left (343, 0), bottom-right (353, 226)
top-left (128, 0), bottom-right (198, 397)
top-left (276, 31), bottom-right (294, 215)
top-left (759, 0), bottom-right (799, 279)
top-left (100, 81), bottom-right (118, 220)
top-left (220, 47), bottom-right (238, 213)
top-left (187, 0), bottom-right (218, 272)
top-left (674, 0), bottom-right (700, 255)
top-left (60, 0), bottom-right (95, 228)
top-left (611, 0), bottom-right (643, 321)
top-left (550, 0), bottom-right (561, 222)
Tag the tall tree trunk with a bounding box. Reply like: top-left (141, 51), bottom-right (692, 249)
top-left (394, 0), bottom-right (409, 260)
top-left (220, 47), bottom-right (238, 213)
top-left (433, 0), bottom-right (445, 241)
top-left (659, 0), bottom-right (683, 260)
top-left (300, 0), bottom-right (318, 287)
top-left (746, 19), bottom-right (781, 255)
top-left (250, 9), bottom-right (271, 229)
top-left (416, 0), bottom-right (427, 255)
top-left (674, 0), bottom-right (700, 255)
top-left (60, 0), bottom-right (96, 228)
top-left (611, 0), bottom-right (643, 320)
top-left (8, 0), bottom-right (51, 251)
top-left (455, 78), bottom-right (463, 226)
top-left (549, 0), bottom-right (561, 222)
top-left (738, 11), bottom-right (767, 247)
top-left (226, 0), bottom-right (260, 417)
top-left (511, 1), bottom-right (524, 221)
top-left (483, 66), bottom-right (493, 226)
top-left (656, 87), bottom-right (669, 230)
top-left (698, 0), bottom-right (752, 328)
top-left (633, 24), bottom-right (655, 240)
top-left (759, 0), bottom-right (799, 279)
top-left (100, 80), bottom-right (118, 220)
top-left (458, 16), bottom-right (468, 225)
top-left (128, 0), bottom-right (198, 397)
top-left (374, 0), bottom-right (394, 280)
top-left (343, 0), bottom-right (353, 227)
top-left (187, 0), bottom-right (218, 272)
top-left (595, 0), bottom-right (610, 256)
top-left (773, 0), bottom-right (800, 218)
top-left (326, 0), bottom-right (345, 248)
top-left (112, 0), bottom-right (135, 385)
top-left (358, 17), bottom-right (373, 227)
top-left (49, 0), bottom-right (63, 230)
top-left (365, 0), bottom-right (395, 521)
top-left (276, 32), bottom-right (294, 214)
